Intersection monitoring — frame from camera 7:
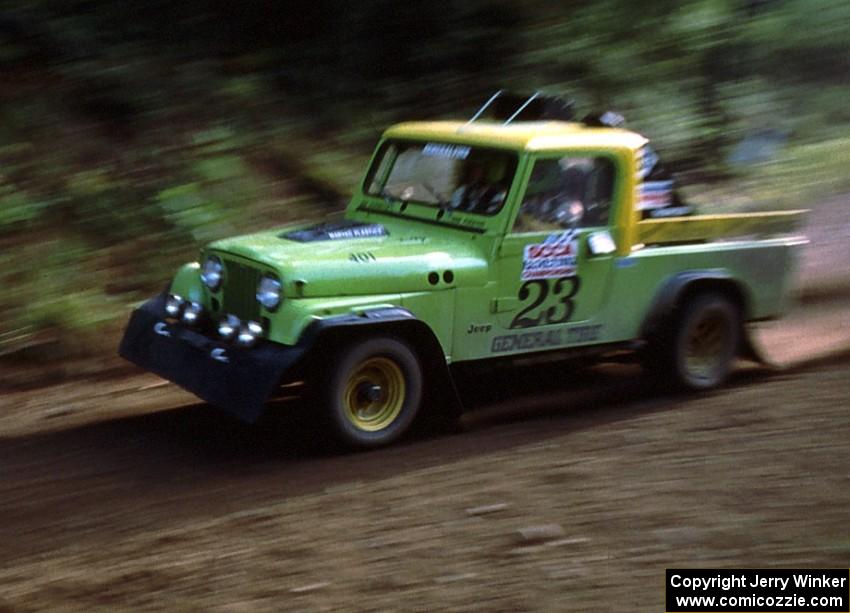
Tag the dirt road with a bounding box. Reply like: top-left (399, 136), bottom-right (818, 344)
top-left (0, 198), bottom-right (847, 612)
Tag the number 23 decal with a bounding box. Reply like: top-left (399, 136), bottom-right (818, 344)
top-left (510, 276), bottom-right (581, 329)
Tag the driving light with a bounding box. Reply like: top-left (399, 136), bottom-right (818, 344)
top-left (201, 255), bottom-right (224, 291)
top-left (165, 294), bottom-right (185, 318)
top-left (217, 314), bottom-right (240, 340)
top-left (181, 301), bottom-right (203, 326)
top-left (256, 274), bottom-right (282, 310)
top-left (234, 321), bottom-right (264, 348)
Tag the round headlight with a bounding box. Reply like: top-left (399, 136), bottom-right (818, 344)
top-left (201, 255), bottom-right (224, 292)
top-left (256, 274), bottom-right (282, 311)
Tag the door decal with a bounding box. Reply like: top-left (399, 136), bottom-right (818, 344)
top-left (510, 276), bottom-right (582, 329)
top-left (521, 230), bottom-right (578, 280)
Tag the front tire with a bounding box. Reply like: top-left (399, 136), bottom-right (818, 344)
top-left (322, 337), bottom-right (423, 449)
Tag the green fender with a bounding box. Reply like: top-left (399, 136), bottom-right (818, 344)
top-left (301, 307), bottom-right (463, 421)
top-left (639, 269), bottom-right (765, 363)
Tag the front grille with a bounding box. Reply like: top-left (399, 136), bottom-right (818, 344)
top-left (221, 259), bottom-right (262, 321)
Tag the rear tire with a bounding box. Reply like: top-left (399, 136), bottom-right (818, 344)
top-left (321, 337), bottom-right (423, 449)
top-left (644, 293), bottom-right (741, 390)
top-left (672, 293), bottom-right (741, 389)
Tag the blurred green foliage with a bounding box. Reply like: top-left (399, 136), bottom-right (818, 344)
top-left (0, 0), bottom-right (848, 371)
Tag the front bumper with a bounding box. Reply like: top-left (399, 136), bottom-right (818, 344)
top-left (118, 293), bottom-right (306, 422)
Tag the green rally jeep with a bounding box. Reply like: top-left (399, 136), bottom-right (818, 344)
top-left (119, 93), bottom-right (806, 448)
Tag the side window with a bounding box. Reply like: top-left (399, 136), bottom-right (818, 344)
top-left (513, 156), bottom-right (616, 233)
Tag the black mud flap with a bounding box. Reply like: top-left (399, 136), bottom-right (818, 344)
top-left (118, 294), bottom-right (306, 422)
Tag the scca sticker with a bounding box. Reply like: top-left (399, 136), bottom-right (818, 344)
top-left (521, 230), bottom-right (578, 280)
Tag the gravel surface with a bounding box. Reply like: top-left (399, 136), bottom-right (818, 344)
top-left (1, 360), bottom-right (848, 611)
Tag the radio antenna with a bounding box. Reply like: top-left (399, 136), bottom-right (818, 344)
top-left (466, 90), bottom-right (503, 125)
top-left (503, 91), bottom-right (540, 125)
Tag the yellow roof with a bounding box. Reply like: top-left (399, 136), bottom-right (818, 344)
top-left (384, 120), bottom-right (648, 152)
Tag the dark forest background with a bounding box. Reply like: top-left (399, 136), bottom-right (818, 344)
top-left (1, 0), bottom-right (848, 377)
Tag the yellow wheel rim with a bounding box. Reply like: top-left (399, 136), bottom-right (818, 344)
top-left (684, 309), bottom-right (729, 378)
top-left (343, 357), bottom-right (406, 432)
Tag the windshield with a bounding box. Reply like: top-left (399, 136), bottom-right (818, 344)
top-left (365, 140), bottom-right (518, 216)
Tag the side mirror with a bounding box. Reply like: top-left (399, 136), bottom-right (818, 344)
top-left (587, 230), bottom-right (617, 256)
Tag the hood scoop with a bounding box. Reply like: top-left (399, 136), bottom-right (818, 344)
top-left (281, 220), bottom-right (388, 243)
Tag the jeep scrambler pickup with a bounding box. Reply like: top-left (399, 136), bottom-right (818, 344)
top-left (119, 93), bottom-right (806, 448)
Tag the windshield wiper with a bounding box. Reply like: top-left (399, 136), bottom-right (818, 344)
top-left (421, 181), bottom-right (449, 208)
top-left (380, 183), bottom-right (448, 209)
